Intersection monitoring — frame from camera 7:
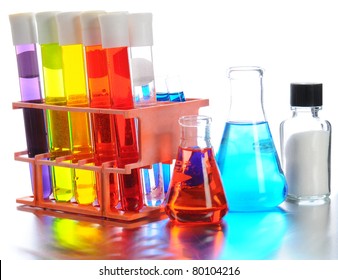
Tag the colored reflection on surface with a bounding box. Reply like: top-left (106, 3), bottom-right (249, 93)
top-left (52, 218), bottom-right (104, 257)
top-left (220, 209), bottom-right (287, 259)
top-left (13, 199), bottom-right (338, 260)
top-left (115, 221), bottom-right (173, 259)
top-left (165, 221), bottom-right (226, 259)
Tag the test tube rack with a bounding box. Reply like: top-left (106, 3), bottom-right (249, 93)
top-left (13, 98), bottom-right (209, 221)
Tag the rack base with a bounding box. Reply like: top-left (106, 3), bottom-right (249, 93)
top-left (16, 196), bottom-right (164, 222)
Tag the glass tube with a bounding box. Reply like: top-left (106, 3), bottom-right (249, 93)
top-left (80, 10), bottom-right (119, 207)
top-left (9, 13), bottom-right (52, 199)
top-left (56, 12), bottom-right (96, 205)
top-left (99, 12), bottom-right (144, 211)
top-left (36, 11), bottom-right (73, 202)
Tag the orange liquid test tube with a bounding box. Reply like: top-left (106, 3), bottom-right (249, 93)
top-left (80, 11), bottom-right (119, 207)
top-left (99, 12), bottom-right (144, 211)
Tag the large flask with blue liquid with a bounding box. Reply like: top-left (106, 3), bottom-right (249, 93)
top-left (216, 66), bottom-right (287, 211)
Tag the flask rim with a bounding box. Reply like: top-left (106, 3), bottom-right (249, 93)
top-left (178, 115), bottom-right (211, 127)
top-left (227, 66), bottom-right (264, 79)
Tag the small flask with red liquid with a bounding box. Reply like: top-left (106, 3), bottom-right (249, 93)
top-left (165, 115), bottom-right (228, 224)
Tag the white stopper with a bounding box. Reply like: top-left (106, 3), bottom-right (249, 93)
top-left (35, 11), bottom-right (59, 44)
top-left (9, 12), bottom-right (37, 45)
top-left (99, 12), bottom-right (129, 48)
top-left (80, 10), bottom-right (106, 46)
top-left (128, 13), bottom-right (153, 47)
top-left (56, 12), bottom-right (82, 45)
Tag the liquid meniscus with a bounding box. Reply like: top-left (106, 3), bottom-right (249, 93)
top-left (156, 92), bottom-right (170, 102)
top-left (169, 91), bottom-right (185, 102)
top-left (17, 50), bottom-right (39, 79)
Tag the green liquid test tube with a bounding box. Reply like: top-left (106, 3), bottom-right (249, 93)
top-left (36, 11), bottom-right (74, 202)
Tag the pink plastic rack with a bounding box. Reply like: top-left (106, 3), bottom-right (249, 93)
top-left (13, 98), bottom-right (209, 221)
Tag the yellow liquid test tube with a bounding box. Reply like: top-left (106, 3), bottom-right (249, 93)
top-left (56, 12), bottom-right (96, 205)
top-left (36, 12), bottom-right (74, 202)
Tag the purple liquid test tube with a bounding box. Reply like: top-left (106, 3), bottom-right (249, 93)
top-left (9, 13), bottom-right (52, 199)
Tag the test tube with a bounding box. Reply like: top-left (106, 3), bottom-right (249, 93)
top-left (155, 75), bottom-right (186, 193)
top-left (128, 13), bottom-right (157, 107)
top-left (164, 75), bottom-right (187, 192)
top-left (80, 10), bottom-right (119, 207)
top-left (35, 11), bottom-right (74, 202)
top-left (9, 13), bottom-right (52, 199)
top-left (99, 12), bottom-right (144, 211)
top-left (128, 13), bottom-right (165, 206)
top-left (56, 12), bottom-right (96, 205)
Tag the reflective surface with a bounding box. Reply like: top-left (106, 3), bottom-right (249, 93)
top-left (3, 192), bottom-right (338, 260)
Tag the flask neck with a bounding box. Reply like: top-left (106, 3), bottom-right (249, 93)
top-left (227, 66), bottom-right (266, 123)
top-left (291, 106), bottom-right (321, 118)
top-left (179, 115), bottom-right (212, 149)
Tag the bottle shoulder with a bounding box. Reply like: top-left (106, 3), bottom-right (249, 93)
top-left (280, 116), bottom-right (331, 132)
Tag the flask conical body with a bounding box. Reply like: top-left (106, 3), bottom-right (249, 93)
top-left (165, 115), bottom-right (228, 224)
top-left (216, 66), bottom-right (287, 211)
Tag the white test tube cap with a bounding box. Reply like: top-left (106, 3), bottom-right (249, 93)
top-left (9, 12), bottom-right (37, 45)
top-left (99, 12), bottom-right (129, 48)
top-left (128, 13), bottom-right (153, 47)
top-left (80, 10), bottom-right (106, 46)
top-left (56, 11), bottom-right (82, 45)
top-left (35, 11), bottom-right (59, 44)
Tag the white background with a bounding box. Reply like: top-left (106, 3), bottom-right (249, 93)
top-left (1, 0), bottom-right (338, 268)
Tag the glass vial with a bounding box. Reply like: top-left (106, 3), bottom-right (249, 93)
top-left (9, 13), bottom-right (52, 199)
top-left (280, 83), bottom-right (331, 203)
top-left (128, 13), bottom-right (157, 107)
top-left (165, 115), bottom-right (228, 224)
top-left (216, 66), bottom-right (287, 212)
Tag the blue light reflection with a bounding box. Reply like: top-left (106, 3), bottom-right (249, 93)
top-left (220, 208), bottom-right (287, 259)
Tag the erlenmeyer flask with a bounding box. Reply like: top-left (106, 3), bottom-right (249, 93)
top-left (216, 66), bottom-right (287, 212)
top-left (165, 115), bottom-right (228, 224)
